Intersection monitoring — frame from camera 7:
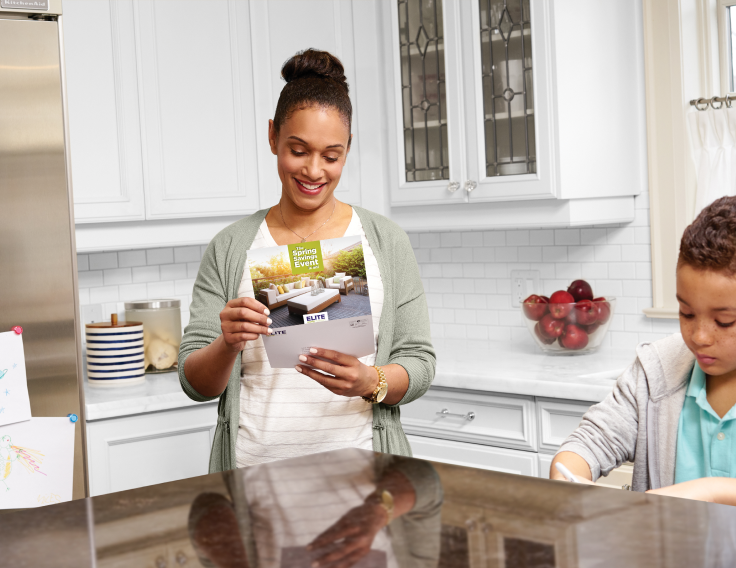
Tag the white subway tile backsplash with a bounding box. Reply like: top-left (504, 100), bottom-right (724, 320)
top-left (451, 248), bottom-right (474, 263)
top-left (118, 250), bottom-right (147, 268)
top-left (90, 286), bottom-right (118, 304)
top-left (594, 245), bottom-right (621, 262)
top-left (103, 268), bottom-right (132, 286)
top-left (430, 248), bottom-right (452, 263)
top-left (174, 279), bottom-right (196, 296)
top-left (543, 246), bottom-right (567, 263)
top-left (442, 294), bottom-right (465, 309)
top-left (147, 248), bottom-right (174, 265)
top-left (419, 233), bottom-right (441, 248)
top-left (622, 244), bottom-right (651, 262)
top-left (506, 230), bottom-right (530, 246)
top-left (518, 247), bottom-right (542, 262)
top-left (414, 248), bottom-right (431, 263)
top-left (77, 254), bottom-right (89, 272)
top-left (566, 245), bottom-right (596, 262)
top-left (581, 262), bottom-right (608, 280)
top-left (483, 231), bottom-right (506, 246)
top-left (581, 228), bottom-right (608, 244)
top-left (160, 263), bottom-right (188, 281)
top-left (118, 283), bottom-right (148, 302)
top-left (133, 266), bottom-right (161, 283)
top-left (529, 229), bottom-right (554, 246)
top-left (147, 281), bottom-right (175, 298)
top-left (495, 247), bottom-right (518, 262)
top-left (89, 252), bottom-right (118, 270)
top-left (76, 184), bottom-right (666, 359)
top-left (78, 270), bottom-right (103, 288)
top-left (555, 229), bottom-right (580, 246)
top-left (462, 232), bottom-right (484, 247)
top-left (606, 227), bottom-right (635, 245)
top-left (441, 232), bottom-right (462, 248)
top-left (174, 246), bottom-right (201, 264)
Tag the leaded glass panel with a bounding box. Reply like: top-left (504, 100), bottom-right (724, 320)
top-left (397, 0), bottom-right (449, 182)
top-left (479, 0), bottom-right (536, 177)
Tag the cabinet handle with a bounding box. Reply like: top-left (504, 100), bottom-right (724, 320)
top-left (176, 551), bottom-right (188, 565)
top-left (155, 556), bottom-right (168, 568)
top-left (436, 408), bottom-right (475, 421)
top-left (447, 181), bottom-right (460, 193)
top-left (464, 180), bottom-right (477, 193)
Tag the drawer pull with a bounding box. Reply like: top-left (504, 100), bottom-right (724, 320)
top-left (436, 408), bottom-right (475, 421)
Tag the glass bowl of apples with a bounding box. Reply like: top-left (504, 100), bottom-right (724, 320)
top-left (521, 279), bottom-right (615, 354)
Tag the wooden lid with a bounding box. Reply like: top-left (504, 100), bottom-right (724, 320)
top-left (85, 313), bottom-right (142, 328)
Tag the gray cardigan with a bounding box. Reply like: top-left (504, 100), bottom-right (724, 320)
top-left (557, 333), bottom-right (695, 491)
top-left (178, 207), bottom-right (436, 473)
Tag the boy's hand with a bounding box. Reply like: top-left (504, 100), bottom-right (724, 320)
top-left (647, 478), bottom-right (717, 502)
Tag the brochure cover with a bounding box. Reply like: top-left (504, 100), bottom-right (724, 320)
top-left (250, 234), bottom-right (374, 368)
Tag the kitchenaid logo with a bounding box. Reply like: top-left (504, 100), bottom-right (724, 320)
top-left (1, 0), bottom-right (48, 9)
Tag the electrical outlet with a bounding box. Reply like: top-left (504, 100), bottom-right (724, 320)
top-left (510, 270), bottom-right (540, 307)
top-left (81, 304), bottom-right (103, 325)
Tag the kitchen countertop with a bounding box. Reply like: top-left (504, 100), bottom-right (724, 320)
top-left (3, 448), bottom-right (734, 567)
top-left (82, 339), bottom-right (634, 421)
top-left (82, 367), bottom-right (215, 421)
top-left (432, 338), bottom-right (635, 402)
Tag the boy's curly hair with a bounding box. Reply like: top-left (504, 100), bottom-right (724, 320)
top-left (679, 196), bottom-right (736, 275)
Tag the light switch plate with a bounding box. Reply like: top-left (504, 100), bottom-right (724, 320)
top-left (81, 304), bottom-right (103, 325)
top-left (511, 270), bottom-right (541, 307)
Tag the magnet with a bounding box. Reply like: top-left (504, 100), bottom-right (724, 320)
top-left (11, 326), bottom-right (22, 335)
top-left (67, 413), bottom-right (78, 423)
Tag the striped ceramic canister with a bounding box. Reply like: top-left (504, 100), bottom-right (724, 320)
top-left (85, 318), bottom-right (145, 385)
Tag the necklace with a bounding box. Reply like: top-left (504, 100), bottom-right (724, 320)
top-left (279, 199), bottom-right (337, 243)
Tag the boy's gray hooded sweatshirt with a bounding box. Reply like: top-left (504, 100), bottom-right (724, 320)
top-left (556, 333), bottom-right (695, 491)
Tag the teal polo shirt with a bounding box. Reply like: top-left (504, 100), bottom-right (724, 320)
top-left (675, 362), bottom-right (736, 483)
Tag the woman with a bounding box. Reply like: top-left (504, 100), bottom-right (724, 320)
top-left (179, 49), bottom-right (435, 473)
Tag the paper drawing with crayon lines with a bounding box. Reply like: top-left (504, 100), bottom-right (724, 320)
top-left (0, 418), bottom-right (75, 509)
top-left (0, 331), bottom-right (31, 427)
top-left (0, 434), bottom-right (45, 491)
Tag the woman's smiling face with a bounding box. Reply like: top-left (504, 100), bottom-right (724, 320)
top-left (269, 106), bottom-right (351, 212)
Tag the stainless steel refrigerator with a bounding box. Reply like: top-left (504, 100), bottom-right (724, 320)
top-left (0, 0), bottom-right (87, 500)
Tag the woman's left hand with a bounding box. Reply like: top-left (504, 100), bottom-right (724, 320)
top-left (296, 348), bottom-right (377, 398)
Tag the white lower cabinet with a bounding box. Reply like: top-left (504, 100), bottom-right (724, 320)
top-left (86, 402), bottom-right (218, 497)
top-left (407, 435), bottom-right (539, 477)
top-left (404, 387), bottom-right (634, 489)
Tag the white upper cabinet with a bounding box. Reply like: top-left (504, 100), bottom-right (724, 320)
top-left (64, 0), bottom-right (145, 223)
top-left (134, 0), bottom-right (259, 219)
top-left (384, 0), bottom-right (647, 208)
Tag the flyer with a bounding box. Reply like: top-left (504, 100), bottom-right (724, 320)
top-left (250, 235), bottom-right (374, 368)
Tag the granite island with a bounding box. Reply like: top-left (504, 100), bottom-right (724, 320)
top-left (3, 448), bottom-right (734, 567)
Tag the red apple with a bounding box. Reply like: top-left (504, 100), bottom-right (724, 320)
top-left (574, 300), bottom-right (598, 326)
top-left (522, 294), bottom-right (549, 321)
top-left (535, 322), bottom-right (556, 345)
top-left (540, 313), bottom-right (565, 338)
top-left (548, 290), bottom-right (575, 319)
top-left (584, 321), bottom-right (602, 334)
top-left (567, 279), bottom-right (594, 302)
top-left (593, 297), bottom-right (611, 324)
top-left (560, 324), bottom-right (589, 350)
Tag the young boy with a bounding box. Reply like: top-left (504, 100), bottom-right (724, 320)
top-left (551, 196), bottom-right (736, 505)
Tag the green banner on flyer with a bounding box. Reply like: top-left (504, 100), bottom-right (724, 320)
top-left (288, 241), bottom-right (323, 274)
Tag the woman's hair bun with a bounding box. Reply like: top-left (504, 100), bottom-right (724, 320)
top-left (281, 48), bottom-right (348, 93)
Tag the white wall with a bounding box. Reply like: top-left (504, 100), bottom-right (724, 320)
top-left (77, 190), bottom-right (680, 352)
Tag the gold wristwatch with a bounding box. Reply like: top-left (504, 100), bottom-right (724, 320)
top-left (367, 488), bottom-right (394, 525)
top-left (362, 365), bottom-right (388, 404)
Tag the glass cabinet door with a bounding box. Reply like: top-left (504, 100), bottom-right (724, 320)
top-left (464, 0), bottom-right (556, 201)
top-left (389, 0), bottom-right (468, 205)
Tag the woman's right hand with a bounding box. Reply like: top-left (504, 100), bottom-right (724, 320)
top-left (220, 297), bottom-right (272, 352)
